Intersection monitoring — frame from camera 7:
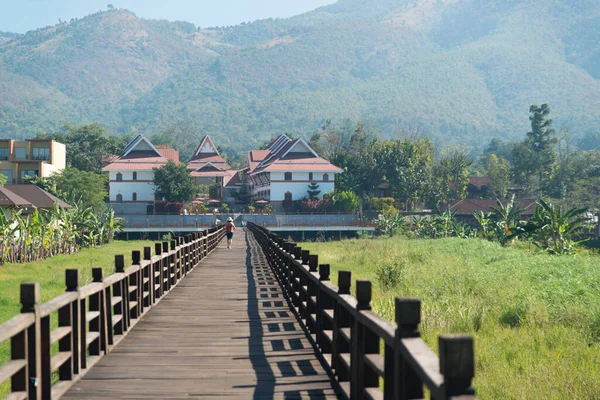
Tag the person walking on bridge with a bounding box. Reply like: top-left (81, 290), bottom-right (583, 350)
top-left (225, 217), bottom-right (236, 249)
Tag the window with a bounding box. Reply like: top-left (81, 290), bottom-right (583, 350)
top-left (284, 192), bottom-right (292, 201)
top-left (0, 148), bottom-right (8, 160)
top-left (132, 192), bottom-right (137, 201)
top-left (284, 172), bottom-right (292, 181)
top-left (323, 174), bottom-right (329, 182)
top-left (116, 194), bottom-right (123, 203)
top-left (132, 171), bottom-right (137, 181)
top-left (32, 147), bottom-right (50, 160)
top-left (0, 170), bottom-right (12, 183)
top-left (116, 173), bottom-right (123, 182)
top-left (19, 170), bottom-right (38, 181)
top-left (15, 148), bottom-right (26, 159)
top-left (308, 172), bottom-right (313, 181)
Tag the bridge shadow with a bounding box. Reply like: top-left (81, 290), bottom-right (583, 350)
top-left (242, 230), bottom-right (332, 399)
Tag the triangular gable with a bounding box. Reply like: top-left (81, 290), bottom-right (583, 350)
top-left (122, 134), bottom-right (161, 158)
top-left (193, 135), bottom-right (220, 158)
top-left (195, 162), bottom-right (224, 172)
top-left (280, 139), bottom-right (319, 159)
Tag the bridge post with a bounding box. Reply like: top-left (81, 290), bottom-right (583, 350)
top-left (154, 243), bottom-right (163, 299)
top-left (65, 269), bottom-right (80, 376)
top-left (144, 247), bottom-right (153, 306)
top-left (352, 280), bottom-right (378, 398)
top-left (316, 264), bottom-right (332, 354)
top-left (393, 298), bottom-right (423, 399)
top-left (90, 268), bottom-right (109, 356)
top-left (439, 335), bottom-right (475, 398)
top-left (332, 271), bottom-right (351, 375)
top-left (21, 282), bottom-right (41, 400)
top-left (114, 255), bottom-right (128, 335)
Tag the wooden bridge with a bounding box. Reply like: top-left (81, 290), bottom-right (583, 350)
top-left (0, 224), bottom-right (476, 400)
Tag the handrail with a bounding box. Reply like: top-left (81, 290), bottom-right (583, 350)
top-left (246, 222), bottom-right (476, 400)
top-left (0, 226), bottom-right (226, 399)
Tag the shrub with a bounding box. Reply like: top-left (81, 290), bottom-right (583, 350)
top-left (376, 261), bottom-right (404, 291)
top-left (372, 197), bottom-right (397, 213)
top-left (332, 190), bottom-right (360, 213)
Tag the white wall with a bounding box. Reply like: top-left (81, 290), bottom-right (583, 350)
top-left (271, 181), bottom-right (335, 201)
top-left (108, 171), bottom-right (154, 181)
top-left (108, 170), bottom-right (156, 202)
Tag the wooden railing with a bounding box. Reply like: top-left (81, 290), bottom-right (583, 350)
top-left (247, 222), bottom-right (476, 400)
top-left (0, 226), bottom-right (225, 400)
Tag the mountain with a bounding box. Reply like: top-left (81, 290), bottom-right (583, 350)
top-left (0, 0), bottom-right (599, 153)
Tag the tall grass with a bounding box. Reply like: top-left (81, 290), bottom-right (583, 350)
top-left (302, 237), bottom-right (600, 399)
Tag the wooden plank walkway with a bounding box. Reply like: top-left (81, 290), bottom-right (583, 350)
top-left (63, 229), bottom-right (341, 399)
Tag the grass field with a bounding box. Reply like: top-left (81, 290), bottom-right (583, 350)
top-left (0, 240), bottom-right (154, 395)
top-left (301, 237), bottom-right (600, 399)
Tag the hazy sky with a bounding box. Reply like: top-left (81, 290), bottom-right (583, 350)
top-left (0, 0), bottom-right (337, 33)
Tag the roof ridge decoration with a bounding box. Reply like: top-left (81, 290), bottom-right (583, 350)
top-left (121, 133), bottom-right (162, 158)
top-left (194, 161), bottom-right (225, 172)
top-left (192, 135), bottom-right (220, 158)
top-left (279, 138), bottom-right (319, 159)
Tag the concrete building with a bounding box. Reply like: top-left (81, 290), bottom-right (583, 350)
top-left (247, 135), bottom-right (343, 211)
top-left (186, 135), bottom-right (232, 199)
top-left (102, 134), bottom-right (180, 204)
top-left (0, 139), bottom-right (66, 184)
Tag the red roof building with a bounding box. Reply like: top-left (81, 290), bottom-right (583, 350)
top-left (246, 135), bottom-right (343, 210)
top-left (102, 134), bottom-right (180, 204)
top-left (187, 136), bottom-right (232, 199)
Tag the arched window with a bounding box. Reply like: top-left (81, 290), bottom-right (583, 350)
top-left (308, 172), bottom-right (313, 181)
top-left (116, 194), bottom-right (123, 203)
top-left (116, 173), bottom-right (123, 182)
top-left (132, 192), bottom-right (137, 202)
top-left (323, 173), bottom-right (329, 182)
top-left (132, 171), bottom-right (137, 181)
top-left (284, 192), bottom-right (292, 201)
top-left (284, 172), bottom-right (292, 181)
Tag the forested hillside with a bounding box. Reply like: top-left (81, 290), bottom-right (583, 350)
top-left (0, 0), bottom-right (599, 153)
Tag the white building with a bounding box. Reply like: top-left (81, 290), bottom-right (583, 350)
top-left (247, 135), bottom-right (343, 211)
top-left (187, 135), bottom-right (233, 199)
top-left (102, 134), bottom-right (180, 204)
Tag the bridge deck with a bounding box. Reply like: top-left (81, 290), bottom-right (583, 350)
top-left (64, 229), bottom-right (340, 399)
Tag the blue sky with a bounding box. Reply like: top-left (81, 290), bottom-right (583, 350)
top-left (0, 0), bottom-right (337, 33)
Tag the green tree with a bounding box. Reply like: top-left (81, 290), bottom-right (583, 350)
top-left (27, 168), bottom-right (108, 210)
top-left (0, 173), bottom-right (6, 186)
top-left (37, 123), bottom-right (130, 173)
top-left (436, 149), bottom-right (473, 200)
top-left (307, 182), bottom-right (321, 199)
top-left (526, 104), bottom-right (557, 196)
top-left (54, 168), bottom-right (108, 210)
top-left (378, 137), bottom-right (433, 210)
top-left (153, 160), bottom-right (197, 202)
top-left (486, 154), bottom-right (511, 198)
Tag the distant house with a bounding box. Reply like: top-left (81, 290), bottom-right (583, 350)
top-left (0, 184), bottom-right (71, 218)
top-left (186, 135), bottom-right (232, 199)
top-left (102, 134), bottom-right (180, 204)
top-left (448, 198), bottom-right (537, 226)
top-left (0, 139), bottom-right (66, 184)
top-left (246, 135), bottom-right (343, 211)
top-left (466, 177), bottom-right (492, 199)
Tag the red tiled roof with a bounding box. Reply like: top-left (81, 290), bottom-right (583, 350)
top-left (449, 199), bottom-right (537, 215)
top-left (225, 169), bottom-right (246, 187)
top-left (102, 148), bottom-right (180, 172)
top-left (248, 150), bottom-right (270, 172)
top-left (103, 162), bottom-right (168, 171)
top-left (262, 163), bottom-right (343, 172)
top-left (4, 185), bottom-right (71, 209)
top-left (468, 177), bottom-right (493, 189)
top-left (191, 170), bottom-right (233, 177)
top-left (158, 148), bottom-right (180, 162)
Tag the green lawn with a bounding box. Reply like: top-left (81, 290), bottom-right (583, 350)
top-left (0, 240), bottom-right (154, 395)
top-left (301, 237), bottom-right (600, 399)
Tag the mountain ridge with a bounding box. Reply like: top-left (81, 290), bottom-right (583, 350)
top-left (0, 1), bottom-right (599, 152)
